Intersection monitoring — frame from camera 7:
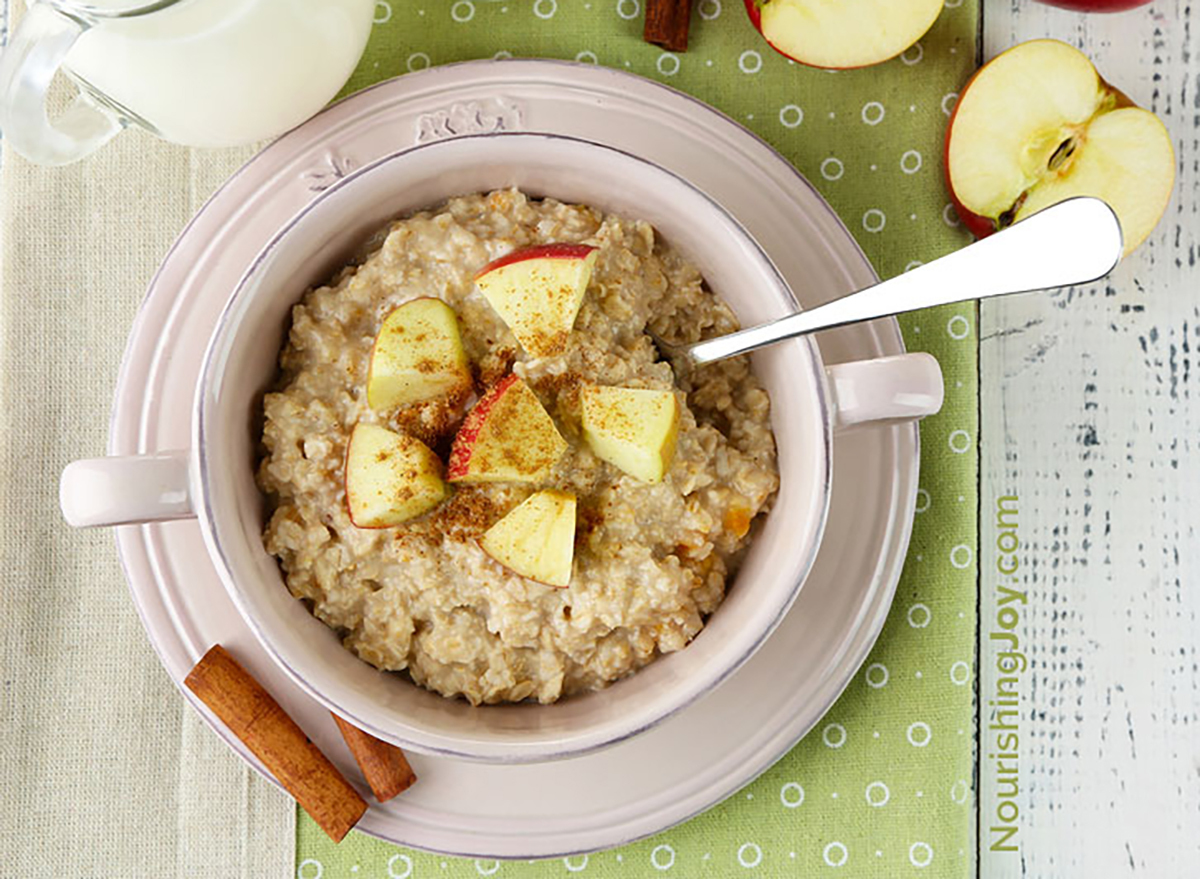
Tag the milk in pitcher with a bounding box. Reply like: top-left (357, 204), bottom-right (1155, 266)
top-left (62, 0), bottom-right (375, 147)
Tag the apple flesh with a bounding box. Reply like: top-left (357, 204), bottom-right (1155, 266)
top-left (744, 0), bottom-right (944, 69)
top-left (946, 39), bottom-right (1174, 256)
top-left (474, 243), bottom-right (598, 358)
top-left (479, 489), bottom-right (577, 587)
top-left (345, 423), bottom-right (448, 528)
top-left (580, 384), bottom-right (681, 484)
top-left (447, 374), bottom-right (567, 483)
top-left (367, 298), bottom-right (472, 413)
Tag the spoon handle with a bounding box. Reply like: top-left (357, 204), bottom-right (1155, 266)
top-left (685, 197), bottom-right (1124, 367)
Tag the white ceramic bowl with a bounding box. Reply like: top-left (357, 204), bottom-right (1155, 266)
top-left (61, 133), bottom-right (942, 762)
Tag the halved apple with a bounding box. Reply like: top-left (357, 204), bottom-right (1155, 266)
top-left (447, 374), bottom-right (567, 483)
top-left (345, 423), bottom-right (448, 528)
top-left (367, 298), bottom-right (472, 412)
top-left (474, 243), bottom-right (598, 358)
top-left (946, 39), bottom-right (1174, 256)
top-left (580, 384), bottom-right (680, 484)
top-left (744, 0), bottom-right (944, 69)
top-left (479, 489), bottom-right (577, 587)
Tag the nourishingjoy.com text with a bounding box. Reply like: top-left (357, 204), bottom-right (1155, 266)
top-left (988, 495), bottom-right (1026, 853)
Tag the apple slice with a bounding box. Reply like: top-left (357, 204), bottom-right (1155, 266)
top-left (367, 298), bottom-right (472, 412)
top-left (946, 39), bottom-right (1174, 256)
top-left (580, 384), bottom-right (681, 484)
top-left (479, 489), bottom-right (577, 587)
top-left (745, 0), bottom-right (944, 69)
top-left (345, 423), bottom-right (449, 527)
top-left (447, 374), bottom-right (567, 483)
top-left (473, 243), bottom-right (598, 358)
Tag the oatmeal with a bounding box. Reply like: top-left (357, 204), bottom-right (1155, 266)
top-left (258, 189), bottom-right (779, 705)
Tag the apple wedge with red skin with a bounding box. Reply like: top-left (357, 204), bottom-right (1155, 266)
top-left (945, 39), bottom-right (1174, 256)
top-left (447, 374), bottom-right (567, 484)
top-left (479, 489), bottom-right (577, 588)
top-left (345, 423), bottom-right (449, 528)
top-left (474, 243), bottom-right (598, 358)
top-left (744, 0), bottom-right (944, 69)
top-left (366, 298), bottom-right (472, 413)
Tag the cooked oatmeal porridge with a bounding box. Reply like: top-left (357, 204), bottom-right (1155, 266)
top-left (258, 189), bottom-right (779, 705)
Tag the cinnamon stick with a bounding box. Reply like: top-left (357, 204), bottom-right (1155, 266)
top-left (644, 0), bottom-right (691, 52)
top-left (184, 645), bottom-right (367, 843)
top-left (332, 713), bottom-right (418, 802)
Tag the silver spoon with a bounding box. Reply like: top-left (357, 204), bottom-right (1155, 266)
top-left (656, 196), bottom-right (1123, 370)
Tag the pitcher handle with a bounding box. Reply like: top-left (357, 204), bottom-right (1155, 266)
top-left (0, 2), bottom-right (124, 166)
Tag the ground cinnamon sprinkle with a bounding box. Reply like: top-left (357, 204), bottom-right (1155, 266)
top-left (424, 486), bottom-right (505, 542)
top-left (477, 347), bottom-right (517, 386)
top-left (388, 388), bottom-right (470, 448)
top-left (575, 499), bottom-right (606, 542)
top-left (529, 369), bottom-right (582, 398)
top-left (527, 329), bottom-right (569, 357)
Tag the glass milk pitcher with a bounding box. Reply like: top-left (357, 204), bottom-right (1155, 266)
top-left (0, 0), bottom-right (376, 165)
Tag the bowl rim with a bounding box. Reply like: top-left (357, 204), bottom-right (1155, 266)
top-left (193, 131), bottom-right (834, 763)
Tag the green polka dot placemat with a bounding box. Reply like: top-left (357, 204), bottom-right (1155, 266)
top-left (297, 2), bottom-right (980, 876)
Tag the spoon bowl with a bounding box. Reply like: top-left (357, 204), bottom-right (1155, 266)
top-left (655, 196), bottom-right (1123, 372)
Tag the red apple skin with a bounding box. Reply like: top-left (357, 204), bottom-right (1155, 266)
top-left (474, 244), bottom-right (597, 280)
top-left (744, 0), bottom-right (761, 30)
top-left (446, 374), bottom-right (518, 480)
top-left (742, 0), bottom-right (805, 66)
top-left (943, 55), bottom-right (1143, 239)
top-left (1037, 0), bottom-right (1152, 10)
top-left (942, 69), bottom-right (1004, 241)
top-left (741, 0), bottom-right (931, 70)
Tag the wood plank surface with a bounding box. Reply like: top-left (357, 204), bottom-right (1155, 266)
top-left (979, 2), bottom-right (1200, 876)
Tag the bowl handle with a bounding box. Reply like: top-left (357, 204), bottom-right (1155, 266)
top-left (60, 452), bottom-right (194, 527)
top-left (826, 352), bottom-right (944, 433)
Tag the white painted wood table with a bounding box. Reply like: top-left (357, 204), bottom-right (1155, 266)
top-left (979, 2), bottom-right (1200, 877)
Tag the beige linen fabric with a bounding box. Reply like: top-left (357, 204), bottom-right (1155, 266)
top-left (0, 121), bottom-right (293, 873)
